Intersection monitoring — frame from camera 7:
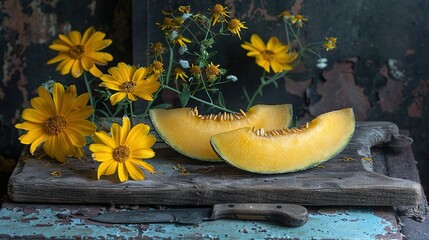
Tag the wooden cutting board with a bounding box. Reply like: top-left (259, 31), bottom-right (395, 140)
top-left (8, 121), bottom-right (424, 207)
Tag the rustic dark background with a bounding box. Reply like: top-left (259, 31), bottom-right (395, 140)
top-left (1, 0), bottom-right (429, 197)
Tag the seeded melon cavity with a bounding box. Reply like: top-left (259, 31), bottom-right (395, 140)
top-left (149, 104), bottom-right (293, 161)
top-left (210, 108), bottom-right (355, 173)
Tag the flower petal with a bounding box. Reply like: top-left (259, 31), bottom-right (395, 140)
top-left (92, 131), bottom-right (117, 149)
top-left (53, 83), bottom-right (65, 114)
top-left (118, 162), bottom-right (129, 182)
top-left (125, 161), bottom-right (145, 181)
top-left (92, 152), bottom-right (114, 162)
top-left (110, 92), bottom-right (127, 106)
top-left (68, 31), bottom-right (82, 45)
top-left (81, 26), bottom-right (95, 45)
top-left (131, 148), bottom-right (155, 159)
top-left (250, 34), bottom-right (266, 50)
top-left (97, 160), bottom-right (117, 179)
top-left (21, 108), bottom-right (47, 123)
top-left (129, 158), bottom-right (155, 173)
top-left (90, 143), bottom-right (114, 154)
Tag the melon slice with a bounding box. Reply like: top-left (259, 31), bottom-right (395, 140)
top-left (149, 104), bottom-right (293, 161)
top-left (210, 108), bottom-right (355, 173)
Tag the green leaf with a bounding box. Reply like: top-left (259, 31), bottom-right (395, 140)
top-left (218, 91), bottom-right (225, 107)
top-left (179, 84), bottom-right (190, 107)
top-left (291, 116), bottom-right (297, 128)
top-left (151, 103), bottom-right (173, 109)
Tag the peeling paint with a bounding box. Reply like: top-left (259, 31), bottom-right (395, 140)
top-left (378, 64), bottom-right (404, 113)
top-left (0, 206), bottom-right (400, 239)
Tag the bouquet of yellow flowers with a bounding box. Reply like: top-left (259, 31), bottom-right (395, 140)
top-left (14, 4), bottom-right (336, 182)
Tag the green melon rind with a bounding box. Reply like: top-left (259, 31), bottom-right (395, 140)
top-left (210, 118), bottom-right (355, 174)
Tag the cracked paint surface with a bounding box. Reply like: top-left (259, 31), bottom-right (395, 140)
top-left (0, 206), bottom-right (400, 239)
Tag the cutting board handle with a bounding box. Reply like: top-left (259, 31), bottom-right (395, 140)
top-left (211, 203), bottom-right (308, 227)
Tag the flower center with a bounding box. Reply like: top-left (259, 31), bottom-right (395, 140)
top-left (228, 19), bottom-right (240, 30)
top-left (205, 65), bottom-right (220, 80)
top-left (121, 81), bottom-right (136, 93)
top-left (262, 50), bottom-right (275, 61)
top-left (150, 60), bottom-right (164, 73)
top-left (113, 145), bottom-right (130, 162)
top-left (45, 114), bottom-right (67, 135)
top-left (213, 4), bottom-right (224, 14)
top-left (70, 44), bottom-right (85, 59)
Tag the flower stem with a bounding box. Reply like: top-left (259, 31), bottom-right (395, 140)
top-left (163, 85), bottom-right (234, 113)
top-left (83, 72), bottom-right (95, 122)
top-left (246, 71), bottom-right (287, 110)
top-left (128, 100), bottom-right (134, 127)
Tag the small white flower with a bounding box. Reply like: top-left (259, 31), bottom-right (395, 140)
top-left (179, 60), bottom-right (190, 69)
top-left (178, 46), bottom-right (188, 55)
top-left (42, 79), bottom-right (55, 93)
top-left (226, 75), bottom-right (238, 82)
top-left (316, 58), bottom-right (328, 69)
top-left (181, 13), bottom-right (192, 20)
top-left (169, 30), bottom-right (178, 41)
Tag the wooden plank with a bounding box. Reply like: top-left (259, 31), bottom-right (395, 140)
top-left (7, 122), bottom-right (424, 206)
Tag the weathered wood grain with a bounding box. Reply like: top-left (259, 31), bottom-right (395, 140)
top-left (7, 122), bottom-right (424, 206)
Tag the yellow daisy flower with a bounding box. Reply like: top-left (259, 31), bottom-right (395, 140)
top-left (47, 26), bottom-right (113, 78)
top-left (89, 116), bottom-right (156, 182)
top-left (205, 62), bottom-right (221, 81)
top-left (157, 17), bottom-right (183, 31)
top-left (228, 18), bottom-right (247, 40)
top-left (210, 4), bottom-right (230, 26)
top-left (149, 60), bottom-right (164, 74)
top-left (189, 64), bottom-right (201, 77)
top-left (150, 42), bottom-right (166, 58)
top-left (173, 67), bottom-right (189, 82)
top-left (241, 34), bottom-right (298, 73)
top-left (323, 37), bottom-right (337, 51)
top-left (278, 10), bottom-right (293, 20)
top-left (15, 82), bottom-right (96, 162)
top-left (173, 34), bottom-right (192, 47)
top-left (178, 5), bottom-right (191, 13)
top-left (99, 62), bottom-right (161, 106)
top-left (291, 14), bottom-right (308, 27)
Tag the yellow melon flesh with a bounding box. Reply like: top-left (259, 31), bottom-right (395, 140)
top-left (149, 104), bottom-right (293, 161)
top-left (210, 108), bottom-right (355, 173)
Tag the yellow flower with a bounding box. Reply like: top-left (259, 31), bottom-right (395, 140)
top-left (178, 5), bottom-right (191, 13)
top-left (189, 64), bottom-right (201, 77)
top-left (173, 34), bottom-right (192, 47)
top-left (210, 4), bottom-right (230, 26)
top-left (149, 60), bottom-right (164, 74)
top-left (90, 116), bottom-right (156, 182)
top-left (291, 14), bottom-right (308, 27)
top-left (323, 37), bottom-right (337, 51)
top-left (173, 67), bottom-right (188, 82)
top-left (47, 26), bottom-right (113, 78)
top-left (228, 19), bottom-right (247, 40)
top-left (15, 82), bottom-right (96, 162)
top-left (99, 62), bottom-right (161, 105)
top-left (278, 11), bottom-right (293, 20)
top-left (241, 34), bottom-right (298, 73)
top-left (205, 62), bottom-right (221, 81)
top-left (150, 42), bottom-right (166, 57)
top-left (157, 17), bottom-right (183, 31)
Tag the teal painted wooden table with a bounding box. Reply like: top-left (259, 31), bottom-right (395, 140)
top-left (0, 203), bottom-right (401, 239)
